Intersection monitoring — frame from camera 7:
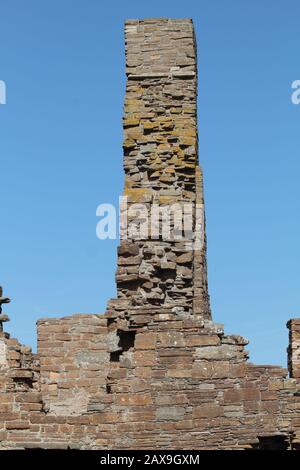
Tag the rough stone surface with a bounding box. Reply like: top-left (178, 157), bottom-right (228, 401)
top-left (0, 18), bottom-right (300, 450)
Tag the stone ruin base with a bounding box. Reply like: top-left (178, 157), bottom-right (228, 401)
top-left (0, 309), bottom-right (300, 449)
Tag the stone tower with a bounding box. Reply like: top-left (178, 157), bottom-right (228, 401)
top-left (109, 18), bottom-right (211, 320)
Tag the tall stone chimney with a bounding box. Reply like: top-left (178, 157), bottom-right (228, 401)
top-left (109, 18), bottom-right (211, 319)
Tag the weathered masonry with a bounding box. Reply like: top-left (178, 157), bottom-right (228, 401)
top-left (1, 18), bottom-right (300, 450)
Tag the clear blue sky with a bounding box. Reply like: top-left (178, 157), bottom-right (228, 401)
top-left (0, 0), bottom-right (299, 366)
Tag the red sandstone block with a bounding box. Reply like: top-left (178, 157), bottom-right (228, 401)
top-left (186, 335), bottom-right (220, 347)
top-left (228, 363), bottom-right (246, 378)
top-left (116, 393), bottom-right (153, 406)
top-left (0, 404), bottom-right (12, 413)
top-left (8, 369), bottom-right (33, 379)
top-left (8, 351), bottom-right (21, 360)
top-left (45, 384), bottom-right (58, 395)
top-left (40, 325), bottom-right (67, 333)
top-left (95, 439), bottom-right (109, 446)
top-left (88, 378), bottom-right (107, 386)
top-left (152, 370), bottom-right (166, 379)
top-left (135, 332), bottom-right (157, 350)
top-left (66, 415), bottom-right (90, 425)
top-left (166, 369), bottom-right (192, 378)
top-left (107, 369), bottom-right (127, 379)
top-left (126, 411), bottom-right (155, 422)
top-left (130, 315), bottom-right (152, 324)
top-left (245, 402), bottom-right (261, 414)
top-left (175, 420), bottom-right (194, 430)
top-left (59, 424), bottom-right (72, 433)
top-left (261, 401), bottom-right (279, 413)
top-left (133, 351), bottom-right (157, 366)
top-left (193, 404), bottom-right (223, 419)
top-left (212, 361), bottom-right (230, 379)
top-left (63, 365), bottom-right (79, 371)
top-left (29, 425), bottom-right (41, 432)
top-left (192, 362), bottom-right (213, 379)
top-left (261, 390), bottom-right (278, 400)
top-left (157, 320), bottom-right (183, 330)
top-left (158, 331), bottom-right (185, 348)
top-left (268, 378), bottom-right (284, 390)
top-left (130, 380), bottom-right (151, 394)
top-left (40, 356), bottom-right (62, 364)
top-left (19, 403), bottom-right (43, 412)
top-left (55, 334), bottom-right (73, 341)
top-left (223, 389), bottom-right (242, 403)
top-left (159, 355), bottom-right (193, 365)
top-left (91, 412), bottom-right (119, 424)
top-left (15, 393), bottom-right (42, 403)
top-left (0, 393), bottom-right (14, 404)
top-left (135, 367), bottom-right (152, 378)
top-left (57, 380), bottom-right (77, 389)
top-left (6, 420), bottom-right (30, 430)
top-left (0, 412), bottom-right (20, 421)
top-left (6, 338), bottom-right (20, 347)
top-left (155, 394), bottom-right (188, 406)
top-left (241, 388), bottom-right (260, 401)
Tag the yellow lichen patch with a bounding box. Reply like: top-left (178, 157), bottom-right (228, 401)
top-left (127, 86), bottom-right (144, 98)
top-left (183, 190), bottom-right (196, 200)
top-left (125, 99), bottom-right (141, 106)
top-left (172, 147), bottom-right (185, 160)
top-left (123, 137), bottom-right (136, 149)
top-left (157, 143), bottom-right (170, 152)
top-left (125, 102), bottom-right (143, 113)
top-left (150, 160), bottom-right (163, 171)
top-left (183, 105), bottom-right (196, 114)
top-left (181, 128), bottom-right (196, 138)
top-left (179, 137), bottom-right (195, 146)
top-left (125, 129), bottom-right (143, 140)
top-left (159, 118), bottom-right (175, 131)
top-left (124, 187), bottom-right (153, 203)
top-left (168, 156), bottom-right (181, 165)
top-left (159, 195), bottom-right (180, 204)
top-left (150, 135), bottom-right (165, 144)
top-left (171, 127), bottom-right (196, 138)
top-left (123, 118), bottom-right (140, 128)
top-left (170, 107), bottom-right (182, 114)
top-left (140, 112), bottom-right (156, 119)
top-left (159, 174), bottom-right (174, 183)
top-left (143, 121), bottom-right (159, 131)
top-left (150, 156), bottom-right (162, 164)
top-left (124, 180), bottom-right (134, 190)
top-left (159, 117), bottom-right (173, 123)
top-left (180, 162), bottom-right (196, 169)
top-left (165, 166), bottom-right (175, 173)
top-left (149, 170), bottom-right (161, 178)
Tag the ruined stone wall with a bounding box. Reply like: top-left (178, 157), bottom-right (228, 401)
top-left (0, 18), bottom-right (300, 450)
top-left (1, 310), bottom-right (300, 449)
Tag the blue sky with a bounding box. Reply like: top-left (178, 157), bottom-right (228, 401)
top-left (0, 0), bottom-right (299, 366)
